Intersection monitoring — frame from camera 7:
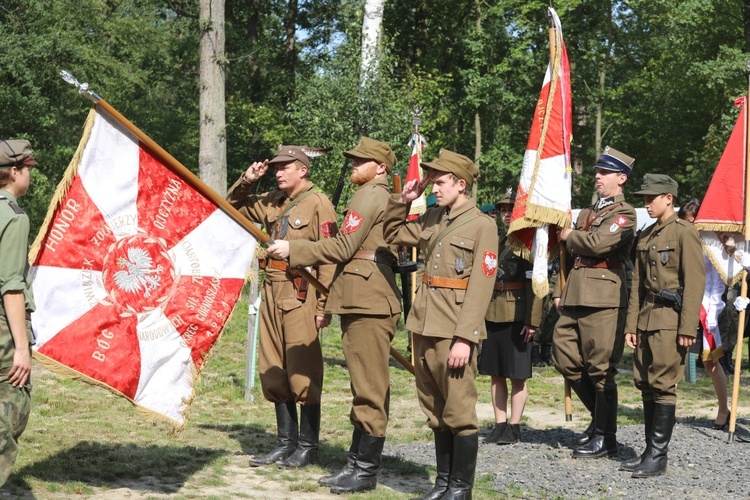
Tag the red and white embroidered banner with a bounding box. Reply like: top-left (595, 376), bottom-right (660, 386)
top-left (507, 7), bottom-right (573, 297)
top-left (406, 131), bottom-right (427, 221)
top-left (695, 97), bottom-right (746, 285)
top-left (30, 108), bottom-right (256, 427)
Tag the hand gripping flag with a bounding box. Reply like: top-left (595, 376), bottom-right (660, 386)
top-left (406, 131), bottom-right (427, 221)
top-left (507, 7), bottom-right (573, 297)
top-left (29, 106), bottom-right (256, 428)
top-left (694, 97), bottom-right (747, 360)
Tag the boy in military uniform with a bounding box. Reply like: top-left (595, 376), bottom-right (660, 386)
top-left (226, 146), bottom-right (337, 469)
top-left (0, 140), bottom-right (35, 486)
top-left (621, 174), bottom-right (704, 478)
top-left (553, 146), bottom-right (637, 458)
top-left (267, 137), bottom-right (401, 493)
top-left (384, 149), bottom-right (498, 500)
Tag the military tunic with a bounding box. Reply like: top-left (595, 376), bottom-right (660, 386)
top-left (383, 197), bottom-right (498, 435)
top-left (625, 214), bottom-right (705, 403)
top-left (288, 177), bottom-right (401, 436)
top-left (226, 177), bottom-right (337, 405)
top-left (0, 189), bottom-right (33, 486)
top-left (480, 237), bottom-right (543, 379)
top-left (552, 194), bottom-right (636, 390)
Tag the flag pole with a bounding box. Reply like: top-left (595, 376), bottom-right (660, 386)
top-left (545, 14), bottom-right (573, 422)
top-left (728, 62), bottom-right (750, 442)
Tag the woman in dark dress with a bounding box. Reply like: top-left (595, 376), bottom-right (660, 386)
top-left (479, 189), bottom-right (542, 444)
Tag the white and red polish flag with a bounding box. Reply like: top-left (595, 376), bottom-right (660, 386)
top-left (694, 97), bottom-right (747, 361)
top-left (507, 7), bottom-right (573, 297)
top-left (406, 131), bottom-right (427, 221)
top-left (29, 107), bottom-right (256, 428)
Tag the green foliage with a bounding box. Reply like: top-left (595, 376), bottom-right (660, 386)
top-left (2, 0), bottom-right (748, 231)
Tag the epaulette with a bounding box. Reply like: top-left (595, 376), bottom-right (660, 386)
top-left (0, 195), bottom-right (24, 215)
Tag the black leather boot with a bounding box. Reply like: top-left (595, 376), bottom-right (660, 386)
top-left (248, 401), bottom-right (298, 466)
top-left (631, 403), bottom-right (675, 478)
top-left (496, 424), bottom-right (520, 445)
top-left (412, 431), bottom-right (453, 500)
top-left (572, 388), bottom-right (618, 458)
top-left (441, 433), bottom-right (478, 500)
top-left (571, 376), bottom-right (597, 446)
top-left (319, 428), bottom-right (363, 487)
top-left (330, 433), bottom-right (385, 494)
top-left (620, 400), bottom-right (655, 471)
top-left (278, 403), bottom-right (320, 468)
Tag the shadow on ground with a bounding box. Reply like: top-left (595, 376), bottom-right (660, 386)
top-left (6, 441), bottom-right (227, 497)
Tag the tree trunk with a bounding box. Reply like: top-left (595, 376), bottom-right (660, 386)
top-left (360, 0), bottom-right (385, 88)
top-left (199, 0), bottom-right (227, 196)
top-left (473, 111), bottom-right (480, 200)
top-left (285, 0), bottom-right (297, 100)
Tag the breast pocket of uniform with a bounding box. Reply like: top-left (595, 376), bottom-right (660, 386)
top-left (418, 228), bottom-right (436, 254)
top-left (449, 234), bottom-right (475, 276)
top-left (288, 215), bottom-right (312, 234)
top-left (341, 266), bottom-right (374, 307)
top-left (654, 240), bottom-right (678, 271)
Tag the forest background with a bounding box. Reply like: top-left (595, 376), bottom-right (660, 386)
top-left (2, 0), bottom-right (750, 233)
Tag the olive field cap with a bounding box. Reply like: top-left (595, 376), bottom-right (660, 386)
top-left (0, 140), bottom-right (38, 168)
top-left (595, 146), bottom-right (635, 176)
top-left (633, 173), bottom-right (679, 197)
top-left (343, 136), bottom-right (397, 172)
top-left (421, 149), bottom-right (478, 184)
top-left (268, 145), bottom-right (332, 168)
top-left (495, 187), bottom-right (516, 208)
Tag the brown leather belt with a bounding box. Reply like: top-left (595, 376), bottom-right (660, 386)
top-left (574, 256), bottom-right (624, 270)
top-left (422, 273), bottom-right (469, 290)
top-left (494, 281), bottom-right (525, 291)
top-left (352, 249), bottom-right (395, 265)
top-left (259, 258), bottom-right (289, 272)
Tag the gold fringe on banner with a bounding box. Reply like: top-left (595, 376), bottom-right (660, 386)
top-left (29, 108), bottom-right (96, 263)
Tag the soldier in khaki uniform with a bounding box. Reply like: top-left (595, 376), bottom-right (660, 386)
top-left (480, 189), bottom-right (543, 445)
top-left (0, 140), bottom-right (35, 486)
top-left (384, 149), bottom-right (498, 500)
top-left (267, 137), bottom-right (401, 494)
top-left (226, 146), bottom-right (337, 469)
top-left (621, 174), bottom-right (704, 478)
top-left (553, 146), bottom-right (637, 458)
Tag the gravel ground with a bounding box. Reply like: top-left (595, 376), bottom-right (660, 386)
top-left (385, 418), bottom-right (750, 499)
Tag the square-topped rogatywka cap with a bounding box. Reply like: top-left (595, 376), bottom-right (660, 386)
top-left (343, 136), bottom-right (397, 172)
top-left (421, 149), bottom-right (478, 184)
top-left (0, 139), bottom-right (38, 168)
top-left (595, 146), bottom-right (634, 176)
top-left (633, 173), bottom-right (679, 197)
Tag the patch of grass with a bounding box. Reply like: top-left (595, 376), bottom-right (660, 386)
top-left (10, 283), bottom-right (750, 499)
